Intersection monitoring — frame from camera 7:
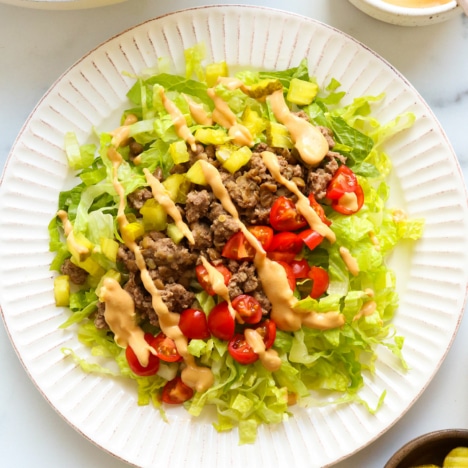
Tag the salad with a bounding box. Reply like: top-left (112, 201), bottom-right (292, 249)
top-left (49, 44), bottom-right (424, 444)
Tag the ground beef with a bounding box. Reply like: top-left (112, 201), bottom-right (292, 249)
top-left (185, 189), bottom-right (213, 224)
top-left (94, 301), bottom-right (108, 330)
top-left (123, 273), bottom-right (159, 326)
top-left (307, 151), bottom-right (347, 200)
top-left (227, 262), bottom-right (259, 298)
top-left (223, 173), bottom-right (260, 210)
top-left (60, 258), bottom-right (88, 285)
top-left (207, 202), bottom-right (240, 248)
top-left (127, 188), bottom-right (153, 210)
top-left (190, 221), bottom-right (213, 251)
top-left (226, 261), bottom-right (271, 314)
top-left (318, 126), bottom-right (336, 148)
top-left (159, 283), bottom-right (195, 313)
top-left (141, 236), bottom-right (197, 282)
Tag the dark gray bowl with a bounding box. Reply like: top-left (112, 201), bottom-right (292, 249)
top-left (385, 429), bottom-right (468, 468)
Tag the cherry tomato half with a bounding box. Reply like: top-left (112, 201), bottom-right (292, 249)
top-left (195, 263), bottom-right (232, 296)
top-left (290, 259), bottom-right (311, 278)
top-left (326, 165), bottom-right (360, 200)
top-left (270, 196), bottom-right (307, 231)
top-left (179, 308), bottom-right (210, 340)
top-left (222, 231), bottom-right (255, 261)
top-left (268, 232), bottom-right (303, 253)
top-left (228, 333), bottom-right (259, 365)
top-left (308, 193), bottom-right (331, 226)
top-left (161, 376), bottom-right (194, 404)
top-left (207, 301), bottom-right (235, 340)
top-left (232, 294), bottom-right (263, 324)
top-left (276, 261), bottom-right (296, 291)
top-left (247, 225), bottom-right (274, 251)
top-left (151, 333), bottom-right (182, 362)
top-left (125, 333), bottom-right (160, 377)
top-left (331, 184), bottom-right (364, 215)
top-left (250, 319), bottom-right (277, 349)
top-left (308, 266), bottom-right (329, 299)
top-left (298, 229), bottom-right (324, 251)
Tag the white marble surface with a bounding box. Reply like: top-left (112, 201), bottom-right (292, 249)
top-left (0, 1), bottom-right (467, 467)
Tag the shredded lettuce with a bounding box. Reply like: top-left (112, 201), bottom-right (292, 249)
top-left (51, 51), bottom-right (424, 444)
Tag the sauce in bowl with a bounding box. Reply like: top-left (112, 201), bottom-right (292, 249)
top-left (383, 0), bottom-right (452, 7)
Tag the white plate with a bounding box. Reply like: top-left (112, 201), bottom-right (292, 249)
top-left (1, 5), bottom-right (467, 468)
top-left (0, 0), bottom-right (126, 10)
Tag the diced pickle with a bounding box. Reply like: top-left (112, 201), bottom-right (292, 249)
top-left (194, 127), bottom-right (230, 145)
top-left (140, 199), bottom-right (168, 231)
top-left (100, 238), bottom-right (119, 262)
top-left (205, 61), bottom-right (229, 87)
top-left (122, 221), bottom-right (145, 241)
top-left (266, 121), bottom-right (293, 149)
top-left (162, 173), bottom-right (191, 204)
top-left (169, 140), bottom-right (190, 164)
top-left (241, 106), bottom-right (267, 139)
top-left (186, 160), bottom-right (207, 185)
top-left (287, 78), bottom-right (318, 106)
top-left (246, 79), bottom-right (283, 99)
top-left (216, 145), bottom-right (252, 173)
top-left (166, 223), bottom-right (184, 244)
top-left (54, 275), bottom-right (70, 307)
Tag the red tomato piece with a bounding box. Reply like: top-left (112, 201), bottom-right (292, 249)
top-left (308, 266), bottom-right (329, 299)
top-left (276, 261), bottom-right (296, 291)
top-left (228, 333), bottom-right (259, 365)
top-left (161, 377), bottom-right (194, 404)
top-left (195, 263), bottom-right (232, 296)
top-left (331, 184), bottom-right (364, 215)
top-left (267, 250), bottom-right (297, 263)
top-left (207, 301), bottom-right (235, 340)
top-left (326, 165), bottom-right (360, 200)
top-left (270, 196), bottom-right (307, 231)
top-left (125, 333), bottom-right (160, 377)
top-left (290, 259), bottom-right (311, 278)
top-left (151, 333), bottom-right (182, 363)
top-left (179, 308), bottom-right (210, 340)
top-left (250, 319), bottom-right (277, 349)
top-left (268, 232), bottom-right (303, 254)
top-left (298, 229), bottom-right (324, 251)
top-left (232, 294), bottom-right (263, 324)
top-left (247, 225), bottom-right (274, 251)
top-left (308, 193), bottom-right (331, 226)
top-left (222, 231), bottom-right (255, 261)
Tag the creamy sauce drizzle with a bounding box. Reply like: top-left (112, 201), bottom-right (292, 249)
top-left (159, 89), bottom-right (197, 152)
top-left (143, 168), bottom-right (194, 245)
top-left (103, 146), bottom-right (213, 392)
top-left (207, 88), bottom-right (254, 147)
top-left (268, 89), bottom-right (329, 166)
top-left (337, 191), bottom-right (359, 213)
top-left (383, 0), bottom-right (451, 7)
top-left (339, 246), bottom-right (359, 277)
top-left (184, 94), bottom-right (213, 126)
top-left (100, 277), bottom-right (156, 366)
top-left (110, 114), bottom-right (138, 148)
top-left (199, 159), bottom-right (344, 333)
top-left (199, 257), bottom-right (238, 321)
top-left (353, 300), bottom-right (377, 321)
top-left (244, 328), bottom-right (282, 372)
top-left (369, 231), bottom-right (381, 251)
top-left (57, 210), bottom-right (90, 261)
top-left (261, 151), bottom-right (336, 242)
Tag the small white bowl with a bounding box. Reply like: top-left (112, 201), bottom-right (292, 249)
top-left (348, 0), bottom-right (462, 26)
